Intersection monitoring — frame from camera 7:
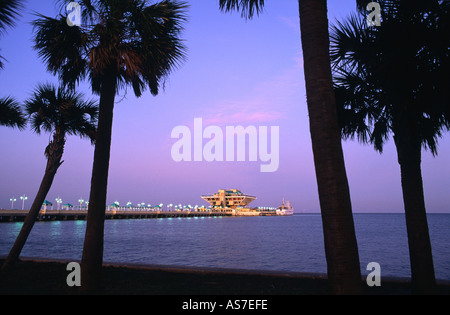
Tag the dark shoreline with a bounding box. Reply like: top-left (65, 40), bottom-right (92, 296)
top-left (1, 257), bottom-right (449, 295)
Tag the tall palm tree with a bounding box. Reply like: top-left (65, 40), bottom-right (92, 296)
top-left (33, 0), bottom-right (188, 289)
top-left (219, 0), bottom-right (362, 294)
top-left (0, 96), bottom-right (26, 129)
top-left (1, 83), bottom-right (98, 272)
top-left (330, 0), bottom-right (449, 294)
top-left (0, 0), bottom-right (23, 69)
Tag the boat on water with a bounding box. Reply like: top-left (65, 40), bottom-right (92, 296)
top-left (276, 199), bottom-right (294, 216)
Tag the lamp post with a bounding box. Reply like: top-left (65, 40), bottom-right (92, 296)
top-left (10, 197), bottom-right (17, 209)
top-left (20, 195), bottom-right (28, 210)
top-left (55, 197), bottom-right (62, 210)
top-left (78, 198), bottom-right (84, 210)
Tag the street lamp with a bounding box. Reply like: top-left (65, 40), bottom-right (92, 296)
top-left (78, 198), bottom-right (84, 210)
top-left (85, 201), bottom-right (89, 210)
top-left (20, 195), bottom-right (28, 210)
top-left (55, 197), bottom-right (62, 210)
top-left (10, 197), bottom-right (17, 209)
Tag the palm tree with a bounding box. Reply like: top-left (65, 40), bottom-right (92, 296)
top-left (330, 0), bottom-right (449, 294)
top-left (0, 0), bottom-right (23, 69)
top-left (0, 96), bottom-right (26, 129)
top-left (219, 0), bottom-right (362, 294)
top-left (32, 0), bottom-right (188, 289)
top-left (1, 83), bottom-right (98, 272)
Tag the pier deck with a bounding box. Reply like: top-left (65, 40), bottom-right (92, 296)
top-left (0, 209), bottom-right (232, 223)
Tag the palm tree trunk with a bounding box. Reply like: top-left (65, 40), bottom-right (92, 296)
top-left (1, 131), bottom-right (65, 272)
top-left (298, 0), bottom-right (362, 294)
top-left (394, 125), bottom-right (436, 294)
top-left (81, 68), bottom-right (117, 291)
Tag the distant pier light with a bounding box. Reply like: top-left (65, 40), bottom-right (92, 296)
top-left (10, 197), bottom-right (17, 209)
top-left (78, 198), bottom-right (84, 210)
top-left (20, 195), bottom-right (28, 210)
top-left (56, 197), bottom-right (62, 210)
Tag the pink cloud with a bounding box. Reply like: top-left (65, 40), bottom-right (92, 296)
top-left (200, 58), bottom-right (303, 127)
top-left (202, 104), bottom-right (285, 126)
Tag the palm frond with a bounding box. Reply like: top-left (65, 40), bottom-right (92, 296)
top-left (419, 113), bottom-right (450, 156)
top-left (0, 0), bottom-right (23, 35)
top-left (330, 13), bottom-right (374, 75)
top-left (332, 0), bottom-right (450, 155)
top-left (35, 0), bottom-right (188, 98)
top-left (331, 11), bottom-right (391, 150)
top-left (0, 96), bottom-right (26, 129)
top-left (32, 14), bottom-right (90, 90)
top-left (370, 118), bottom-right (390, 153)
top-left (219, 0), bottom-right (265, 19)
top-left (25, 83), bottom-right (98, 143)
top-left (0, 52), bottom-right (5, 70)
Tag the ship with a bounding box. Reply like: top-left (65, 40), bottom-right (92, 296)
top-left (276, 198), bottom-right (294, 216)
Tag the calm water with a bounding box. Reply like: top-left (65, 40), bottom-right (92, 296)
top-left (0, 214), bottom-right (449, 280)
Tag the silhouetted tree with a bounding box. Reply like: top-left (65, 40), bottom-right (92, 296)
top-left (33, 0), bottom-right (188, 290)
top-left (219, 0), bottom-right (362, 294)
top-left (331, 0), bottom-right (449, 294)
top-left (1, 83), bottom-right (97, 272)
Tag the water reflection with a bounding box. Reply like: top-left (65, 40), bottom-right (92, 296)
top-left (0, 215), bottom-right (448, 279)
top-left (49, 221), bottom-right (62, 237)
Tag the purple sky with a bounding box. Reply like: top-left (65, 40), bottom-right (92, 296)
top-left (0, 0), bottom-right (449, 213)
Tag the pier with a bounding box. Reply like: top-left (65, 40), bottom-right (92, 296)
top-left (0, 209), bottom-right (232, 223)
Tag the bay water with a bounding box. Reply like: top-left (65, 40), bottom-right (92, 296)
top-left (0, 213), bottom-right (449, 280)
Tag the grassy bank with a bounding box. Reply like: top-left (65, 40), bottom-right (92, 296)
top-left (1, 258), bottom-right (449, 295)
